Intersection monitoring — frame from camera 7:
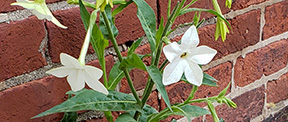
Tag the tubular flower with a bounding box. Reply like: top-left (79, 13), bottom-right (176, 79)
top-left (46, 53), bottom-right (108, 95)
top-left (212, 0), bottom-right (229, 41)
top-left (162, 26), bottom-right (217, 86)
top-left (96, 0), bottom-right (113, 11)
top-left (11, 0), bottom-right (67, 29)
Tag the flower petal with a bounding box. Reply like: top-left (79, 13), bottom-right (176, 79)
top-left (67, 70), bottom-right (85, 91)
top-left (46, 66), bottom-right (71, 78)
top-left (163, 42), bottom-right (181, 63)
top-left (162, 58), bottom-right (185, 86)
top-left (60, 53), bottom-right (80, 68)
top-left (190, 45), bottom-right (217, 65)
top-left (184, 60), bottom-right (203, 86)
top-left (181, 26), bottom-right (199, 49)
top-left (83, 65), bottom-right (108, 95)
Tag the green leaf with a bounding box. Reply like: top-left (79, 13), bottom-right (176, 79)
top-left (218, 82), bottom-right (230, 98)
top-left (170, 106), bottom-right (191, 122)
top-left (155, 17), bottom-right (164, 48)
top-left (79, 0), bottom-right (90, 31)
top-left (179, 8), bottom-right (231, 29)
top-left (60, 111), bottom-right (78, 122)
top-left (60, 95), bottom-right (77, 122)
top-left (115, 113), bottom-right (137, 122)
top-left (129, 104), bottom-right (158, 122)
top-left (33, 89), bottom-right (141, 118)
top-left (181, 72), bottom-right (218, 87)
top-left (108, 61), bottom-right (134, 90)
top-left (146, 65), bottom-right (171, 110)
top-left (132, 0), bottom-right (156, 52)
top-left (127, 37), bottom-right (143, 56)
top-left (100, 5), bottom-right (119, 39)
top-left (119, 53), bottom-right (146, 71)
top-left (112, 1), bottom-right (133, 16)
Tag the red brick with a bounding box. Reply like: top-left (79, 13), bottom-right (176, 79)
top-left (0, 16), bottom-right (46, 82)
top-left (198, 9), bottom-right (260, 60)
top-left (0, 76), bottom-right (70, 122)
top-left (263, 1), bottom-right (288, 39)
top-left (267, 72), bottom-right (288, 103)
top-left (234, 39), bottom-right (288, 87)
top-left (47, 0), bottom-right (157, 62)
top-left (206, 85), bottom-right (265, 122)
top-left (0, 0), bottom-right (64, 13)
top-left (262, 106), bottom-right (288, 122)
top-left (159, 0), bottom-right (230, 27)
top-left (231, 0), bottom-right (268, 10)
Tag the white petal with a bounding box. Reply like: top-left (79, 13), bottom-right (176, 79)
top-left (60, 53), bottom-right (80, 68)
top-left (163, 42), bottom-right (181, 63)
top-left (83, 71), bottom-right (108, 95)
top-left (67, 70), bottom-right (85, 91)
top-left (184, 60), bottom-right (203, 86)
top-left (46, 66), bottom-right (71, 78)
top-left (181, 26), bottom-right (199, 49)
top-left (162, 58), bottom-right (185, 86)
top-left (190, 45), bottom-right (217, 65)
top-left (83, 66), bottom-right (108, 95)
top-left (33, 4), bottom-right (52, 20)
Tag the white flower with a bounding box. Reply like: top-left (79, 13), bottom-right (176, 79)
top-left (46, 53), bottom-right (108, 95)
top-left (11, 0), bottom-right (67, 29)
top-left (162, 26), bottom-right (217, 86)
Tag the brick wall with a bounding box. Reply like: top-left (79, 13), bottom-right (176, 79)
top-left (0, 0), bottom-right (287, 122)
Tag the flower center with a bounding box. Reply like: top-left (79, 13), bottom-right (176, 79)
top-left (180, 52), bottom-right (188, 58)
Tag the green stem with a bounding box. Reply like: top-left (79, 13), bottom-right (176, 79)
top-left (101, 11), bottom-right (141, 104)
top-left (67, 0), bottom-right (96, 9)
top-left (184, 85), bottom-right (198, 103)
top-left (104, 111), bottom-right (114, 122)
top-left (181, 0), bottom-right (197, 11)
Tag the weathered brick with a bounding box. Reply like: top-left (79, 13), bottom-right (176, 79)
top-left (159, 0), bottom-right (230, 27)
top-left (47, 0), bottom-right (157, 62)
top-left (0, 16), bottom-right (46, 82)
top-left (146, 91), bottom-right (160, 111)
top-left (231, 0), bottom-right (268, 10)
top-left (198, 9), bottom-right (260, 60)
top-left (0, 76), bottom-right (70, 122)
top-left (0, 0), bottom-right (64, 13)
top-left (263, 1), bottom-right (288, 39)
top-left (206, 85), bottom-right (265, 122)
top-left (262, 106), bottom-right (288, 122)
top-left (267, 72), bottom-right (288, 103)
top-left (234, 39), bottom-right (288, 87)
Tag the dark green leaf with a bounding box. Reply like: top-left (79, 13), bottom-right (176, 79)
top-left (127, 37), bottom-right (143, 56)
top-left (108, 61), bottom-right (134, 90)
top-left (132, 0), bottom-right (156, 52)
top-left (115, 113), bottom-right (137, 122)
top-left (179, 8), bottom-right (231, 29)
top-left (33, 89), bottom-right (141, 118)
top-left (129, 104), bottom-right (158, 122)
top-left (119, 53), bottom-right (146, 71)
top-left (155, 17), bottom-right (164, 48)
top-left (79, 0), bottom-right (90, 31)
top-left (100, 6), bottom-right (119, 39)
top-left (112, 1), bottom-right (133, 16)
top-left (60, 112), bottom-right (78, 122)
top-left (146, 65), bottom-right (171, 110)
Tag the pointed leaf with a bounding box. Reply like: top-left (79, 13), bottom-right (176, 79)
top-left (132, 0), bottom-right (156, 52)
top-left (108, 61), bottom-right (134, 90)
top-left (119, 53), bottom-right (146, 71)
top-left (115, 113), bottom-right (137, 122)
top-left (127, 37), bottom-right (143, 56)
top-left (181, 72), bottom-right (218, 87)
top-left (112, 1), bottom-right (133, 16)
top-left (155, 17), bottom-right (164, 48)
top-left (79, 0), bottom-right (90, 31)
top-left (146, 65), bottom-right (171, 110)
top-left (33, 89), bottom-right (141, 118)
top-left (100, 5), bottom-right (119, 39)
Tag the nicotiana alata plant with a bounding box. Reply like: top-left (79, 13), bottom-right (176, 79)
top-left (12, 0), bottom-right (237, 121)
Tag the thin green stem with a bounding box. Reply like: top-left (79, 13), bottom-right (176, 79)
top-left (104, 111), bottom-right (114, 122)
top-left (159, 59), bottom-right (168, 71)
top-left (101, 11), bottom-right (141, 104)
top-left (181, 0), bottom-right (197, 11)
top-left (184, 85), bottom-right (198, 104)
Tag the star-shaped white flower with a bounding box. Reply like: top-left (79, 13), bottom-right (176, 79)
top-left (11, 0), bottom-right (67, 29)
top-left (162, 26), bottom-right (217, 86)
top-left (46, 53), bottom-right (108, 95)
